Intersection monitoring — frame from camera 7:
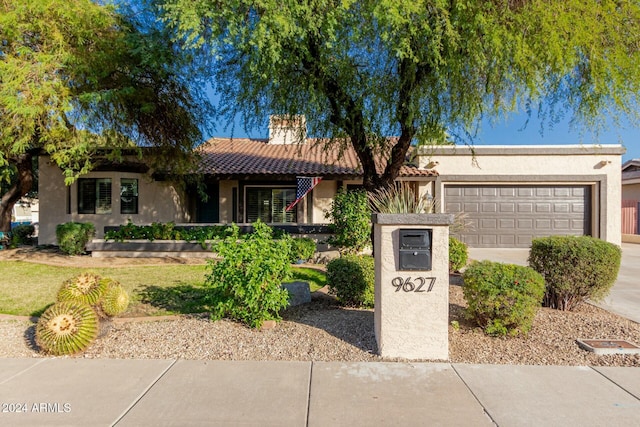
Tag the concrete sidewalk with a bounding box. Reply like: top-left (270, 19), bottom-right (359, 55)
top-left (1, 358), bottom-right (639, 426)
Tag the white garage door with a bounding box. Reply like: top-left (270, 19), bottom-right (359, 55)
top-left (444, 184), bottom-right (592, 248)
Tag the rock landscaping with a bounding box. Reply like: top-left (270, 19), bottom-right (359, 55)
top-left (0, 248), bottom-right (638, 366)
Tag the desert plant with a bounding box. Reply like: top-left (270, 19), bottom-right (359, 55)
top-left (56, 222), bottom-right (95, 255)
top-left (325, 188), bottom-right (371, 253)
top-left (57, 272), bottom-right (107, 306)
top-left (368, 182), bottom-right (436, 214)
top-left (528, 235), bottom-right (621, 311)
top-left (326, 254), bottom-right (375, 308)
top-left (449, 237), bottom-right (468, 272)
top-left (35, 301), bottom-right (99, 355)
top-left (462, 261), bottom-right (545, 337)
top-left (9, 224), bottom-right (36, 247)
top-left (204, 221), bottom-right (292, 328)
top-left (289, 237), bottom-right (316, 263)
top-left (99, 279), bottom-right (130, 317)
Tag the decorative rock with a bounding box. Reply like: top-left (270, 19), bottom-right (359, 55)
top-left (260, 320), bottom-right (277, 331)
top-left (282, 281), bottom-right (311, 306)
top-left (314, 250), bottom-right (341, 264)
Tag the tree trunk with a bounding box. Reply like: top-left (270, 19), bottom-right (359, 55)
top-left (0, 153), bottom-right (35, 233)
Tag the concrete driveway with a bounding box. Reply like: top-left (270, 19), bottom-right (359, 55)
top-left (467, 243), bottom-right (640, 324)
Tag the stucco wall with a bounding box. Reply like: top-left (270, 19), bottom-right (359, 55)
top-left (38, 156), bottom-right (190, 245)
top-left (311, 180), bottom-right (338, 223)
top-left (418, 145), bottom-right (625, 245)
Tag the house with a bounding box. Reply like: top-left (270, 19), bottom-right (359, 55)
top-left (622, 159), bottom-right (640, 239)
top-left (37, 117), bottom-right (624, 248)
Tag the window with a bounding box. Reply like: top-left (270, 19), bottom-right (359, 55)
top-left (246, 187), bottom-right (297, 223)
top-left (120, 178), bottom-right (139, 214)
top-left (78, 178), bottom-right (112, 214)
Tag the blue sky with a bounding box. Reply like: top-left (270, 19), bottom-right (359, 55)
top-left (475, 114), bottom-right (639, 163)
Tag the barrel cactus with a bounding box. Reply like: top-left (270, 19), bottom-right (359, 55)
top-left (100, 280), bottom-right (130, 317)
top-left (35, 301), bottom-right (99, 355)
top-left (57, 272), bottom-right (107, 305)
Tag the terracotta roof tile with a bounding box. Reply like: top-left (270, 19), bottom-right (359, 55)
top-left (197, 138), bottom-right (437, 179)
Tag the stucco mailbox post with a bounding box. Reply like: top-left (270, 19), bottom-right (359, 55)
top-left (373, 213), bottom-right (453, 360)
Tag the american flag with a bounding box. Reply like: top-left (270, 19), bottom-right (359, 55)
top-left (285, 177), bottom-right (322, 212)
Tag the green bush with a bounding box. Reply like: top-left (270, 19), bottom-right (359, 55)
top-left (289, 237), bottom-right (316, 263)
top-left (104, 221), bottom-right (229, 247)
top-left (204, 221), bottom-right (292, 329)
top-left (528, 235), bottom-right (621, 311)
top-left (325, 188), bottom-right (371, 253)
top-left (462, 261), bottom-right (545, 337)
top-left (326, 254), bottom-right (375, 308)
top-left (449, 237), bottom-right (468, 272)
top-left (10, 224), bottom-right (36, 247)
top-left (56, 222), bottom-right (95, 255)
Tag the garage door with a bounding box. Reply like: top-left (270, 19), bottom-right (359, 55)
top-left (444, 185), bottom-right (592, 248)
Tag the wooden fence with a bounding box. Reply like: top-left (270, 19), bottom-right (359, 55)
top-left (622, 200), bottom-right (639, 235)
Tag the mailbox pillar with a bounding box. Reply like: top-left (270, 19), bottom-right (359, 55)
top-left (373, 213), bottom-right (454, 360)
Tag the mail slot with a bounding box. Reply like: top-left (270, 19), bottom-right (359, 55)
top-left (399, 229), bottom-right (432, 271)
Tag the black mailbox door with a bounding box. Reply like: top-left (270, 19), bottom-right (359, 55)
top-left (399, 229), bottom-right (432, 271)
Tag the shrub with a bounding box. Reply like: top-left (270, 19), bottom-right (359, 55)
top-left (56, 222), bottom-right (95, 255)
top-left (449, 237), bottom-right (468, 272)
top-left (462, 261), bottom-right (545, 337)
top-left (326, 254), bottom-right (375, 308)
top-left (289, 237), bottom-right (316, 263)
top-left (9, 224), bottom-right (36, 247)
top-left (368, 182), bottom-right (436, 214)
top-left (528, 235), bottom-right (621, 311)
top-left (204, 221), bottom-right (292, 328)
top-left (325, 188), bottom-right (371, 253)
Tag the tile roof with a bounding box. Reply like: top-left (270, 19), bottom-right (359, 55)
top-left (197, 138), bottom-right (437, 179)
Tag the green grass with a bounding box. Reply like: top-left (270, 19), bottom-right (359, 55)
top-left (0, 261), bottom-right (325, 317)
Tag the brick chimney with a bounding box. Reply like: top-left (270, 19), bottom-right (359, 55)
top-left (268, 115), bottom-right (307, 144)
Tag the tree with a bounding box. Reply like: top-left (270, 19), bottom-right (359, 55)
top-left (159, 0), bottom-right (640, 192)
top-left (0, 0), bottom-right (211, 232)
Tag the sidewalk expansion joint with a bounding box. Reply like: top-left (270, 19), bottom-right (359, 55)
top-left (305, 361), bottom-right (314, 427)
top-left (0, 358), bottom-right (49, 385)
top-left (590, 366), bottom-right (640, 401)
top-left (451, 364), bottom-right (499, 427)
top-left (110, 359), bottom-right (179, 427)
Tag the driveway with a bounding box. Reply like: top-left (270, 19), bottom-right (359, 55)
top-left (467, 243), bottom-right (640, 324)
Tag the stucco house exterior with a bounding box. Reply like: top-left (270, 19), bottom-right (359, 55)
top-left (37, 118), bottom-right (624, 248)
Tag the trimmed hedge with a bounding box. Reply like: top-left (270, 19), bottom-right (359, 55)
top-left (528, 235), bottom-right (621, 311)
top-left (326, 254), bottom-right (375, 308)
top-left (56, 222), bottom-right (95, 255)
top-left (462, 261), bottom-right (545, 337)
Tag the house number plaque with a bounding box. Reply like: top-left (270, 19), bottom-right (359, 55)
top-left (391, 277), bottom-right (436, 293)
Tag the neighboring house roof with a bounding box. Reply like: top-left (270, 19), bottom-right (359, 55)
top-left (622, 159), bottom-right (640, 184)
top-left (197, 138), bottom-right (437, 180)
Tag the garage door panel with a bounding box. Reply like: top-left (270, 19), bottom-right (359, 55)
top-left (482, 203), bottom-right (497, 212)
top-left (499, 219), bottom-right (515, 228)
top-left (446, 184), bottom-right (591, 248)
top-left (517, 203), bottom-right (533, 213)
top-left (536, 203), bottom-right (552, 213)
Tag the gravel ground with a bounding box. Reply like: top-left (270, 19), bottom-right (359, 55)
top-left (1, 248), bottom-right (639, 365)
top-left (1, 283), bottom-right (639, 366)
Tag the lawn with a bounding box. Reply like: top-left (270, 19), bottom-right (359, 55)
top-left (0, 261), bottom-right (326, 317)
